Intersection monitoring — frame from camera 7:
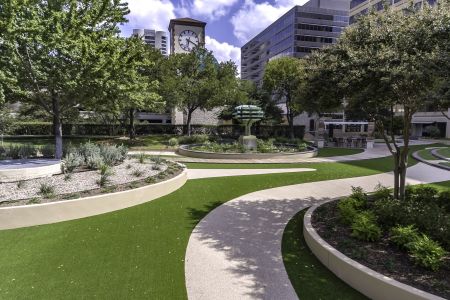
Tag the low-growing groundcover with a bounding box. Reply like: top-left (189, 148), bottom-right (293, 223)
top-left (312, 182), bottom-right (450, 298)
top-left (0, 143), bottom-right (443, 299)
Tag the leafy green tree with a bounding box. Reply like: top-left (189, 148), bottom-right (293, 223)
top-left (263, 57), bottom-right (308, 139)
top-left (162, 49), bottom-right (239, 135)
top-left (85, 38), bottom-right (164, 139)
top-left (0, 0), bottom-right (129, 159)
top-left (309, 2), bottom-right (450, 199)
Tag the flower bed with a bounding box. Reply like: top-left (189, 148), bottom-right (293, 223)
top-left (189, 139), bottom-right (309, 154)
top-left (0, 142), bottom-right (184, 207)
top-left (311, 186), bottom-right (450, 298)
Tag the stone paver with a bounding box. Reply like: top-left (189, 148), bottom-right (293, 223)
top-left (185, 163), bottom-right (450, 300)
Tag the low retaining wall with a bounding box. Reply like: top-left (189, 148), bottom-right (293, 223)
top-left (0, 159), bottom-right (61, 182)
top-left (0, 169), bottom-right (188, 230)
top-left (303, 204), bottom-right (444, 300)
top-left (177, 145), bottom-right (318, 160)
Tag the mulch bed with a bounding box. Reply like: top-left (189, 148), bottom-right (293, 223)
top-left (311, 200), bottom-right (450, 299)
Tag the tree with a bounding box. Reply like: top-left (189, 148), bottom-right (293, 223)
top-left (309, 2), bottom-right (450, 199)
top-left (85, 38), bottom-right (164, 139)
top-left (263, 57), bottom-right (308, 139)
top-left (0, 0), bottom-right (129, 159)
top-left (162, 49), bottom-right (239, 135)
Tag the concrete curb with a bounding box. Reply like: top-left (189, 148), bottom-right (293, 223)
top-left (177, 144), bottom-right (318, 159)
top-left (412, 149), bottom-right (450, 171)
top-left (0, 159), bottom-right (61, 182)
top-left (431, 148), bottom-right (450, 162)
top-left (0, 168), bottom-right (187, 230)
top-left (303, 203), bottom-right (444, 300)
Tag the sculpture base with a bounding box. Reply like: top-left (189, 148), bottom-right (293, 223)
top-left (239, 135), bottom-right (257, 151)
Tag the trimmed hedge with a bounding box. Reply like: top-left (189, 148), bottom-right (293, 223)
top-left (10, 122), bottom-right (305, 138)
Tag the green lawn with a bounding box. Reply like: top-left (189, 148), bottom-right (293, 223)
top-left (436, 147), bottom-right (450, 159)
top-left (282, 210), bottom-right (366, 300)
top-left (417, 148), bottom-right (439, 160)
top-left (317, 147), bottom-right (364, 157)
top-left (439, 162), bottom-right (450, 168)
top-left (0, 143), bottom-right (445, 299)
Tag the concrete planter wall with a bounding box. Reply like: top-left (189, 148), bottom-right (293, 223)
top-left (303, 204), bottom-right (444, 300)
top-left (0, 169), bottom-right (188, 230)
top-left (177, 144), bottom-right (318, 160)
top-left (0, 159), bottom-right (61, 183)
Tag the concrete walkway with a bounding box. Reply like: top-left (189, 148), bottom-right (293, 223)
top-left (184, 163), bottom-right (450, 300)
top-left (187, 168), bottom-right (316, 180)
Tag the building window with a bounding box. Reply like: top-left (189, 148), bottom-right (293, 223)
top-left (296, 46), bottom-right (318, 53)
top-left (350, 0), bottom-right (368, 9)
top-left (297, 35), bottom-right (333, 43)
top-left (297, 12), bottom-right (333, 21)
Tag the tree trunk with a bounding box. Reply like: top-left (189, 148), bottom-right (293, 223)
top-left (129, 109), bottom-right (135, 140)
top-left (399, 111), bottom-right (412, 200)
top-left (393, 152), bottom-right (400, 199)
top-left (52, 94), bottom-right (63, 160)
top-left (285, 95), bottom-right (295, 139)
top-left (186, 110), bottom-right (193, 136)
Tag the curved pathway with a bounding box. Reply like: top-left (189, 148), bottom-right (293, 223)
top-left (185, 163), bottom-right (450, 300)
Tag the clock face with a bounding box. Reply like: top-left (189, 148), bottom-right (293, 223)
top-left (178, 30), bottom-right (199, 52)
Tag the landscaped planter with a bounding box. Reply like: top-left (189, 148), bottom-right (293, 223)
top-left (177, 144), bottom-right (318, 160)
top-left (0, 168), bottom-right (187, 230)
top-left (303, 203), bottom-right (445, 300)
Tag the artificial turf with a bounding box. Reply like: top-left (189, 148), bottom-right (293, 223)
top-left (282, 210), bottom-right (367, 300)
top-left (0, 143), bottom-right (445, 299)
top-left (316, 147), bottom-right (364, 157)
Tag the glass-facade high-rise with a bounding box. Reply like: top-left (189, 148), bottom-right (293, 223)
top-left (241, 0), bottom-right (349, 85)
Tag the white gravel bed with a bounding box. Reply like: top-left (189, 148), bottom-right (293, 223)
top-left (0, 158), bottom-right (167, 202)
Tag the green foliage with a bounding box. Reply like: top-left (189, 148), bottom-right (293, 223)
top-left (177, 134), bottom-right (210, 145)
top-left (256, 139), bottom-right (277, 153)
top-left (437, 190), bottom-right (450, 213)
top-left (406, 235), bottom-right (446, 271)
top-left (6, 144), bottom-right (38, 159)
top-left (131, 169), bottom-right (144, 178)
top-left (424, 126), bottom-right (441, 138)
top-left (372, 197), bottom-right (401, 228)
top-left (372, 184), bottom-right (392, 201)
top-left (99, 144), bottom-right (127, 166)
top-left (338, 196), bottom-right (366, 225)
top-left (96, 165), bottom-right (113, 187)
top-left (168, 138), bottom-right (179, 147)
top-left (40, 144), bottom-right (55, 158)
top-left (150, 156), bottom-right (164, 165)
top-left (138, 153), bottom-right (146, 164)
top-left (62, 152), bottom-right (84, 173)
top-left (351, 211), bottom-right (382, 242)
top-left (390, 225), bottom-right (419, 249)
top-left (39, 183), bottom-right (55, 199)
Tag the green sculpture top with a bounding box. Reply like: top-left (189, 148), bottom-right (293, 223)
top-left (233, 105), bottom-right (264, 136)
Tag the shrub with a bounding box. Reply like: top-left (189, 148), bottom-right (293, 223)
top-left (152, 164), bottom-right (161, 171)
top-left (424, 125), bottom-right (441, 138)
top-left (150, 155), bottom-right (163, 165)
top-left (27, 198), bottom-right (41, 205)
top-left (16, 180), bottom-right (25, 189)
top-left (168, 137), bottom-right (179, 147)
top-left (8, 145), bottom-right (21, 159)
top-left (96, 164), bottom-right (113, 187)
top-left (138, 152), bottom-right (146, 164)
top-left (351, 211), bottom-right (381, 242)
top-left (178, 134), bottom-right (209, 145)
top-left (145, 177), bottom-right (156, 184)
top-left (132, 169), bottom-right (144, 177)
top-left (62, 152), bottom-right (84, 173)
top-left (40, 144), bottom-right (55, 158)
top-left (78, 142), bottom-right (100, 163)
top-left (257, 139), bottom-right (277, 153)
top-left (100, 144), bottom-right (126, 166)
top-left (406, 185), bottom-right (439, 205)
top-left (39, 183), bottom-right (55, 198)
top-left (372, 197), bottom-right (401, 228)
top-left (437, 190), bottom-right (450, 213)
top-left (86, 153), bottom-right (104, 170)
top-left (390, 225), bottom-right (419, 249)
top-left (338, 196), bottom-right (366, 225)
top-left (18, 144), bottom-right (38, 159)
top-left (372, 184), bottom-right (392, 201)
top-left (407, 235), bottom-right (446, 271)
top-left (350, 186), bottom-right (366, 202)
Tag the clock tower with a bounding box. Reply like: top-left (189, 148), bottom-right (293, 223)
top-left (168, 18), bottom-right (206, 54)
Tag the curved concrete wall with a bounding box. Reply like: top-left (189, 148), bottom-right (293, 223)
top-left (0, 169), bottom-right (188, 230)
top-left (0, 160), bottom-right (61, 182)
top-left (177, 145), bottom-right (318, 160)
top-left (303, 204), bottom-right (444, 300)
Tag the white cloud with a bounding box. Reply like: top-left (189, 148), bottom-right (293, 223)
top-left (179, 0), bottom-right (239, 21)
top-left (205, 36), bottom-right (241, 66)
top-left (231, 0), bottom-right (308, 44)
top-left (120, 0), bottom-right (176, 36)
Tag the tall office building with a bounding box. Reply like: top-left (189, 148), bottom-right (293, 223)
top-left (350, 0), bottom-right (437, 24)
top-left (241, 0), bottom-right (349, 86)
top-left (132, 29), bottom-right (168, 56)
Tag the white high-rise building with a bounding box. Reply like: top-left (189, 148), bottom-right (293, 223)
top-left (132, 29), bottom-right (168, 56)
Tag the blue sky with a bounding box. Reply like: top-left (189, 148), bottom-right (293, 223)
top-left (120, 0), bottom-right (309, 66)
